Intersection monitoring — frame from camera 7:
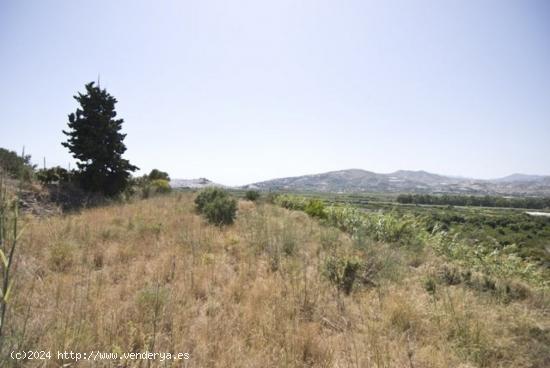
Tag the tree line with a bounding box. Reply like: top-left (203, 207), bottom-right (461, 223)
top-left (396, 193), bottom-right (550, 210)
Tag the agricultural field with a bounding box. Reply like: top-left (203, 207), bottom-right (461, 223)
top-left (231, 189), bottom-right (550, 270)
top-left (265, 191), bottom-right (550, 286)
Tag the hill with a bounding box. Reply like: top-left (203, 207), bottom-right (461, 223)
top-left (4, 192), bottom-right (549, 367)
top-left (493, 173), bottom-right (548, 183)
top-left (245, 169), bottom-right (550, 196)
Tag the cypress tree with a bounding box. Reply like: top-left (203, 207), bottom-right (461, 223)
top-left (62, 82), bottom-right (137, 196)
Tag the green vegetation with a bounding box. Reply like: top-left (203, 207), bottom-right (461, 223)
top-left (323, 255), bottom-right (361, 295)
top-left (62, 82), bottom-right (138, 196)
top-left (128, 169), bottom-right (172, 199)
top-left (195, 187), bottom-right (227, 212)
top-left (272, 193), bottom-right (549, 288)
top-left (195, 188), bottom-right (237, 225)
top-left (1, 144), bottom-right (172, 212)
top-left (303, 198), bottom-right (327, 219)
top-left (36, 166), bottom-right (72, 184)
top-left (0, 81), bottom-right (172, 216)
top-left (147, 169), bottom-right (170, 181)
top-left (275, 194), bottom-right (328, 218)
top-left (149, 179), bottom-right (171, 193)
top-left (244, 190), bottom-right (260, 201)
top-left (397, 193), bottom-right (550, 209)
top-left (274, 193), bottom-right (307, 210)
top-left (422, 209), bottom-right (550, 265)
top-left (0, 148), bottom-right (34, 181)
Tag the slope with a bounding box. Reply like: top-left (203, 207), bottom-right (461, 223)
top-left (3, 193), bottom-right (549, 367)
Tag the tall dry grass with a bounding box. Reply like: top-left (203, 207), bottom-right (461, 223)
top-left (1, 193), bottom-right (548, 367)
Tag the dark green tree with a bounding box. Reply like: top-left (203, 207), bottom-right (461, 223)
top-left (244, 190), bottom-right (260, 201)
top-left (148, 169), bottom-right (170, 181)
top-left (62, 82), bottom-right (137, 196)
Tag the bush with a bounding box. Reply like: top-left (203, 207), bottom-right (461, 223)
top-left (36, 166), bottom-right (72, 184)
top-left (195, 188), bottom-right (237, 226)
top-left (203, 196), bottom-right (237, 226)
top-left (150, 179), bottom-right (171, 194)
top-left (140, 185), bottom-right (151, 199)
top-left (323, 255), bottom-right (362, 295)
top-left (195, 188), bottom-right (227, 212)
top-left (274, 194), bottom-right (307, 210)
top-left (423, 276), bottom-right (437, 295)
top-left (245, 190), bottom-right (260, 201)
top-left (326, 205), bottom-right (366, 235)
top-left (304, 199), bottom-right (327, 219)
top-left (0, 147), bottom-right (35, 180)
top-left (127, 174), bottom-right (171, 199)
top-left (148, 169), bottom-right (170, 181)
top-left (364, 213), bottom-right (416, 245)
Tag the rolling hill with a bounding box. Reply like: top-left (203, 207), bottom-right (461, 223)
top-left (244, 169), bottom-right (550, 196)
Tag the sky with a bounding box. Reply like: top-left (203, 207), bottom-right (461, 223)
top-left (0, 0), bottom-right (549, 186)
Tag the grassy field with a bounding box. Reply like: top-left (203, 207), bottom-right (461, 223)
top-left (2, 192), bottom-right (550, 367)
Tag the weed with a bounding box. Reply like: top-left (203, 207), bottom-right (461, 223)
top-left (323, 255), bottom-right (361, 295)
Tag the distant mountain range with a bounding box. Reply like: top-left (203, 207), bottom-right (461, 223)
top-left (491, 174), bottom-right (548, 183)
top-left (242, 169), bottom-right (550, 196)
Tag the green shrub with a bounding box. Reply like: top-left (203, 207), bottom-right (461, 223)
top-left (304, 199), bottom-right (327, 219)
top-left (325, 205), bottom-right (415, 245)
top-left (127, 174), bottom-right (171, 198)
top-left (245, 190), bottom-right (260, 201)
top-left (274, 195), bottom-right (327, 218)
top-left (148, 169), bottom-right (170, 181)
top-left (141, 185), bottom-right (151, 199)
top-left (326, 205), bottom-right (366, 235)
top-left (203, 196), bottom-right (237, 226)
top-left (438, 264), bottom-right (462, 285)
top-left (274, 194), bottom-right (307, 210)
top-left (366, 213), bottom-right (415, 244)
top-left (323, 255), bottom-right (362, 295)
top-left (0, 147), bottom-right (35, 181)
top-left (195, 187), bottom-right (228, 212)
top-left (36, 166), bottom-right (72, 184)
top-left (150, 179), bottom-right (171, 194)
top-left (195, 188), bottom-right (237, 226)
top-left (432, 230), bottom-right (548, 287)
top-left (423, 276), bottom-right (437, 295)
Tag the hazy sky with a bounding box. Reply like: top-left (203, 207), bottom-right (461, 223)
top-left (1, 0), bottom-right (549, 185)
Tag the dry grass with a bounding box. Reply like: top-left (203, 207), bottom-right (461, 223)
top-left (2, 193), bottom-right (549, 367)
